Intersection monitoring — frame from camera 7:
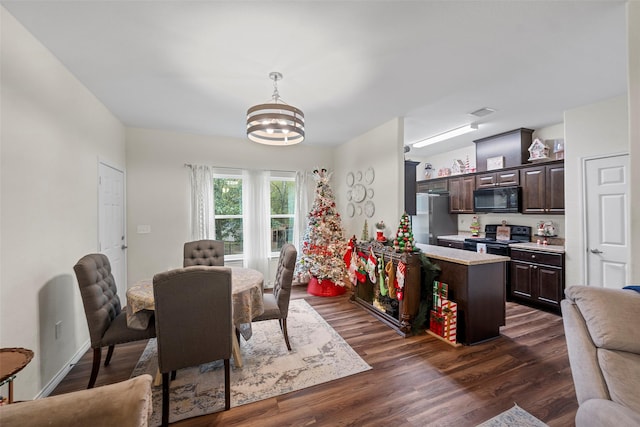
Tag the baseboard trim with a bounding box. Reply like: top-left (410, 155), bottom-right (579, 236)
top-left (36, 340), bottom-right (90, 398)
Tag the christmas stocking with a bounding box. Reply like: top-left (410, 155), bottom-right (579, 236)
top-left (385, 261), bottom-right (396, 299)
top-left (377, 255), bottom-right (387, 296)
top-left (396, 261), bottom-right (406, 300)
top-left (355, 252), bottom-right (367, 283)
top-left (366, 249), bottom-right (377, 283)
top-left (348, 249), bottom-right (357, 285)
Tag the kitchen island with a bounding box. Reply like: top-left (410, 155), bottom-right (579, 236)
top-left (417, 243), bottom-right (509, 345)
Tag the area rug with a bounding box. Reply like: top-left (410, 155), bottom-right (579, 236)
top-left (131, 298), bottom-right (371, 426)
top-left (476, 404), bottom-right (549, 427)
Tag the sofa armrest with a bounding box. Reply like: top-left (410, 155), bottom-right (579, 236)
top-left (561, 299), bottom-right (609, 404)
top-left (0, 374), bottom-right (153, 427)
top-left (576, 399), bottom-right (640, 427)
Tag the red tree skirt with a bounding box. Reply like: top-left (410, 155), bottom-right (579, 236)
top-left (307, 276), bottom-right (346, 297)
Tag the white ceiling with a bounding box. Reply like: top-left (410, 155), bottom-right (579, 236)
top-left (1, 1), bottom-right (628, 157)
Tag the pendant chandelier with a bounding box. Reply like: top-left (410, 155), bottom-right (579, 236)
top-left (246, 72), bottom-right (305, 146)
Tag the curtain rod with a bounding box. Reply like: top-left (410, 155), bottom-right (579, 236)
top-left (184, 163), bottom-right (305, 174)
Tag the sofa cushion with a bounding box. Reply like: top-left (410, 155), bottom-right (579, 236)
top-left (598, 349), bottom-right (640, 415)
top-left (565, 286), bottom-right (640, 354)
top-left (576, 399), bottom-right (640, 427)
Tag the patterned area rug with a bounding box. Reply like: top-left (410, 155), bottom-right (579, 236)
top-left (476, 404), bottom-right (549, 427)
top-left (131, 299), bottom-right (371, 426)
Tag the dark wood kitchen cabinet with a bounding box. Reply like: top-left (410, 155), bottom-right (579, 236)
top-left (510, 248), bottom-right (564, 311)
top-left (448, 175), bottom-right (475, 213)
top-left (404, 160), bottom-right (420, 215)
top-left (437, 238), bottom-right (464, 249)
top-left (416, 178), bottom-right (448, 194)
top-left (520, 161), bottom-right (564, 214)
top-left (475, 169), bottom-right (519, 188)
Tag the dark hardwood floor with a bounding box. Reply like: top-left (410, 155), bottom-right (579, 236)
top-left (52, 285), bottom-right (578, 426)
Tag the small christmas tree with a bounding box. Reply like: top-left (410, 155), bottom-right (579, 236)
top-left (361, 220), bottom-right (370, 242)
top-left (393, 212), bottom-right (415, 252)
top-left (294, 168), bottom-right (349, 287)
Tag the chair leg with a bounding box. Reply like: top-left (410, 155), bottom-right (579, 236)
top-left (282, 318), bottom-right (292, 351)
top-left (104, 345), bottom-right (115, 366)
top-left (162, 372), bottom-right (170, 426)
top-left (171, 370), bottom-right (176, 381)
top-left (88, 347), bottom-right (101, 389)
top-left (235, 327), bottom-right (241, 344)
top-left (224, 359), bottom-right (230, 410)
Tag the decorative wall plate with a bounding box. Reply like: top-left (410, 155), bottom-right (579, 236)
top-left (356, 206), bottom-right (363, 216)
top-left (367, 188), bottom-right (374, 199)
top-left (346, 190), bottom-right (352, 201)
top-left (346, 172), bottom-right (354, 187)
top-left (365, 167), bottom-right (375, 184)
top-left (356, 171), bottom-right (363, 182)
top-left (352, 184), bottom-right (367, 203)
top-left (347, 203), bottom-right (355, 217)
top-left (364, 201), bottom-right (375, 218)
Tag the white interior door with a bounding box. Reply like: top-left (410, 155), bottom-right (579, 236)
top-left (584, 154), bottom-right (629, 288)
top-left (99, 162), bottom-right (127, 298)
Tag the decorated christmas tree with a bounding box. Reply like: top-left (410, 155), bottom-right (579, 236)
top-left (295, 168), bottom-right (349, 290)
top-left (393, 212), bottom-right (415, 252)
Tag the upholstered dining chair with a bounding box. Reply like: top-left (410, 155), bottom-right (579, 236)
top-left (183, 239), bottom-right (225, 267)
top-left (73, 253), bottom-right (156, 389)
top-left (153, 266), bottom-right (233, 426)
top-left (252, 243), bottom-right (297, 351)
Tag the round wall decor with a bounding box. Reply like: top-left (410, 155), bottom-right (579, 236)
top-left (365, 167), bottom-right (375, 184)
top-left (352, 184), bottom-right (367, 203)
top-left (346, 172), bottom-right (354, 187)
top-left (364, 201), bottom-right (375, 218)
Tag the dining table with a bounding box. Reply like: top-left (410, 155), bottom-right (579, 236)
top-left (125, 266), bottom-right (264, 372)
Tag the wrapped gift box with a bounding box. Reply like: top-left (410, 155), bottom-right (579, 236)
top-left (441, 300), bottom-right (458, 344)
top-left (429, 310), bottom-right (444, 336)
top-left (433, 281), bottom-right (448, 312)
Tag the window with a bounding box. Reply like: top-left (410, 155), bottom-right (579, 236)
top-left (270, 176), bottom-right (295, 255)
top-left (213, 170), bottom-right (296, 261)
top-left (213, 174), bottom-right (243, 258)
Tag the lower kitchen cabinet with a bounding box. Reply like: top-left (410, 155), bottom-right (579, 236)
top-left (510, 248), bottom-right (564, 311)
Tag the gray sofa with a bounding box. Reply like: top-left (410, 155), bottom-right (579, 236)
top-left (562, 285), bottom-right (640, 426)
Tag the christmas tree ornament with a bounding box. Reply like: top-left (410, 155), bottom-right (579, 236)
top-left (393, 212), bottom-right (415, 252)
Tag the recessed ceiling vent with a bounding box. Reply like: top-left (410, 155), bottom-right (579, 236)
top-left (469, 107), bottom-right (496, 118)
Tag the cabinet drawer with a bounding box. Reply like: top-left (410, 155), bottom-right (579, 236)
top-left (510, 249), bottom-right (563, 267)
top-left (437, 239), bottom-right (464, 249)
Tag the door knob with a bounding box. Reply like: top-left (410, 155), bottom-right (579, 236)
top-left (590, 248), bottom-right (603, 254)
top-left (121, 245), bottom-right (128, 250)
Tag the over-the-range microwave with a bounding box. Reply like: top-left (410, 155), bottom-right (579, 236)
top-left (473, 186), bottom-right (521, 213)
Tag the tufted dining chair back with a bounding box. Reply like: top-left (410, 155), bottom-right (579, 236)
top-left (74, 253), bottom-right (156, 388)
top-left (183, 240), bottom-right (225, 267)
top-left (252, 243), bottom-right (297, 350)
top-left (153, 266), bottom-right (232, 424)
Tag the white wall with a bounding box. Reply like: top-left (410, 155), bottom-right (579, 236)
top-left (333, 118), bottom-right (404, 240)
top-left (629, 1), bottom-right (640, 283)
top-left (125, 127), bottom-right (333, 284)
top-left (0, 7), bottom-right (126, 399)
top-left (564, 95), bottom-right (629, 287)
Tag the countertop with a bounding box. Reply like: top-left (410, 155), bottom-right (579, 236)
top-left (436, 234), bottom-right (565, 254)
top-left (416, 243), bottom-right (510, 266)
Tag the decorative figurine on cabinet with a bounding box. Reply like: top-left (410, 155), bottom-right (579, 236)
top-left (528, 138), bottom-right (550, 162)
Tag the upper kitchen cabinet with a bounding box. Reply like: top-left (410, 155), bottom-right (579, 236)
top-left (449, 175), bottom-right (475, 213)
top-left (416, 178), bottom-right (448, 193)
top-left (474, 128), bottom-right (533, 172)
top-left (520, 161), bottom-right (565, 214)
top-left (475, 169), bottom-right (520, 188)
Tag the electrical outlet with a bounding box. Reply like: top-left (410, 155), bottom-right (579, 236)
top-left (55, 321), bottom-right (62, 340)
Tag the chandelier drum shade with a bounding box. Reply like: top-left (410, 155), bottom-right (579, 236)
top-left (246, 72), bottom-right (305, 146)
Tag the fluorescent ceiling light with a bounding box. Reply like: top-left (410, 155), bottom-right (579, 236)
top-left (412, 123), bottom-right (478, 148)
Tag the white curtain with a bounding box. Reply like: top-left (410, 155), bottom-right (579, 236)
top-left (243, 169), bottom-right (270, 276)
top-left (188, 165), bottom-right (215, 240)
top-left (294, 170), bottom-right (310, 252)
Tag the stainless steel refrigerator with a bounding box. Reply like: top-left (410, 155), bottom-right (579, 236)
top-left (411, 193), bottom-right (458, 245)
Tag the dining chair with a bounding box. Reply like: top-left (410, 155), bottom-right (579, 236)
top-left (183, 239), bottom-right (225, 267)
top-left (73, 253), bottom-right (156, 389)
top-left (252, 243), bottom-right (297, 351)
top-left (153, 266), bottom-right (232, 425)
